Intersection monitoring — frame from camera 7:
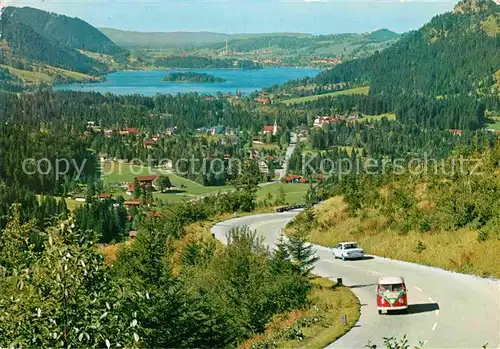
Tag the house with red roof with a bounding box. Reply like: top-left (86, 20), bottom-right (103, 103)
top-left (313, 116), bottom-right (343, 128)
top-left (263, 119), bottom-right (278, 136)
top-left (143, 139), bottom-right (155, 149)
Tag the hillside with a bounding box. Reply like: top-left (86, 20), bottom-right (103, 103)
top-left (1, 19), bottom-right (106, 75)
top-left (0, 6), bottom-right (127, 87)
top-left (99, 28), bottom-right (312, 48)
top-left (314, 0), bottom-right (499, 97)
top-left (289, 141), bottom-right (500, 278)
top-left (4, 7), bottom-right (124, 55)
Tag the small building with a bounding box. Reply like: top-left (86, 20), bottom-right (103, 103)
top-left (136, 176), bottom-right (158, 186)
top-left (74, 195), bottom-right (86, 202)
top-left (449, 129), bottom-right (464, 136)
top-left (143, 139), bottom-right (155, 149)
top-left (129, 231), bottom-right (138, 239)
top-left (99, 193), bottom-right (112, 201)
top-left (282, 175), bottom-right (308, 184)
top-left (126, 183), bottom-right (135, 195)
top-left (124, 200), bottom-right (141, 207)
top-left (263, 119), bottom-right (278, 136)
top-left (253, 97), bottom-right (270, 104)
top-left (210, 126), bottom-right (225, 135)
top-left (313, 116), bottom-right (343, 128)
top-left (124, 128), bottom-right (140, 135)
top-left (258, 160), bottom-right (269, 174)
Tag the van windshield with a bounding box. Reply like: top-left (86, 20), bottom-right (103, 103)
top-left (378, 284), bottom-right (405, 292)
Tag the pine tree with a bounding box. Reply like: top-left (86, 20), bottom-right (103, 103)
top-left (287, 228), bottom-right (319, 276)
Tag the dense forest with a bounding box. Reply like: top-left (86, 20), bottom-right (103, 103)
top-left (1, 19), bottom-right (106, 75)
top-left (0, 6), bottom-right (127, 77)
top-left (163, 72), bottom-right (227, 83)
top-left (2, 6), bottom-right (125, 55)
top-left (313, 0), bottom-right (499, 97)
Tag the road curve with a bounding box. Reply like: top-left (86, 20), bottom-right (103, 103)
top-left (211, 211), bottom-right (500, 348)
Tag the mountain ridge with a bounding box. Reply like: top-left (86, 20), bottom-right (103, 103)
top-left (313, 0), bottom-right (499, 96)
top-left (99, 27), bottom-right (398, 49)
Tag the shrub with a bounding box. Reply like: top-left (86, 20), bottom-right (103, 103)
top-left (477, 230), bottom-right (489, 242)
top-left (413, 241), bottom-right (426, 253)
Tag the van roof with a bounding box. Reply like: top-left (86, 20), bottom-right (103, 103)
top-left (378, 276), bottom-right (405, 284)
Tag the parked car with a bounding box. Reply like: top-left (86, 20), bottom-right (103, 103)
top-left (332, 242), bottom-right (364, 260)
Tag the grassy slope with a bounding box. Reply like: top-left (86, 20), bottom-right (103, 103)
top-left (256, 183), bottom-right (309, 205)
top-left (241, 277), bottom-right (360, 349)
top-left (282, 86), bottom-right (370, 105)
top-left (1, 63), bottom-right (97, 84)
top-left (298, 196), bottom-right (500, 278)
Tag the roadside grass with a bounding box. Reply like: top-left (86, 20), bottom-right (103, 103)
top-left (281, 86), bottom-right (369, 105)
top-left (256, 183), bottom-right (309, 205)
top-left (240, 277), bottom-right (360, 349)
top-left (296, 196), bottom-right (500, 278)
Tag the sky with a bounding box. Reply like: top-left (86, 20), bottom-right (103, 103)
top-left (6, 0), bottom-right (457, 34)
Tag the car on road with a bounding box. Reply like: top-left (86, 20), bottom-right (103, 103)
top-left (376, 276), bottom-right (408, 314)
top-left (332, 242), bottom-right (364, 260)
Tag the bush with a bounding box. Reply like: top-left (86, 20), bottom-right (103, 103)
top-left (477, 230), bottom-right (489, 242)
top-left (413, 241), bottom-right (426, 253)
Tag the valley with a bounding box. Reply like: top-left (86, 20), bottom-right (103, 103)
top-left (0, 0), bottom-right (498, 348)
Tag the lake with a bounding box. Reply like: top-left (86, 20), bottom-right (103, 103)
top-left (55, 67), bottom-right (322, 96)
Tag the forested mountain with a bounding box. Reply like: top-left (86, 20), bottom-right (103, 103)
top-left (3, 7), bottom-right (124, 55)
top-left (99, 28), bottom-right (313, 48)
top-left (1, 19), bottom-right (107, 75)
top-left (314, 0), bottom-right (499, 97)
top-left (0, 7), bottom-right (124, 77)
top-left (207, 30), bottom-right (399, 53)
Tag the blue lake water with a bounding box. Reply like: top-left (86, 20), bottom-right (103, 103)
top-left (55, 67), bottom-right (322, 96)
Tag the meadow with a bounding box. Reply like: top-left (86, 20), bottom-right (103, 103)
top-left (101, 162), bottom-right (308, 204)
top-left (281, 86), bottom-right (369, 105)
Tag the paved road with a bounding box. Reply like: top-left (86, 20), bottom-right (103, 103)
top-left (276, 132), bottom-right (297, 179)
top-left (212, 212), bottom-right (500, 348)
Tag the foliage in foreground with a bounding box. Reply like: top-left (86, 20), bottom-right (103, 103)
top-left (0, 190), bottom-right (315, 347)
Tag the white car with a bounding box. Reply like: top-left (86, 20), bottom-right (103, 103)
top-left (333, 242), bottom-right (365, 260)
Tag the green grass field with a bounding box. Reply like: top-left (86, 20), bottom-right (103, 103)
top-left (358, 113), bottom-right (396, 123)
top-left (102, 162), bottom-right (232, 202)
top-left (101, 162), bottom-right (309, 204)
top-left (1, 64), bottom-right (53, 84)
top-left (256, 183), bottom-right (309, 205)
top-left (281, 86), bottom-right (369, 105)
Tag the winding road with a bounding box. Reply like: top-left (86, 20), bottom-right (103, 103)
top-left (211, 211), bottom-right (500, 348)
